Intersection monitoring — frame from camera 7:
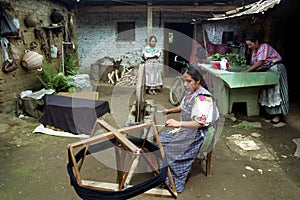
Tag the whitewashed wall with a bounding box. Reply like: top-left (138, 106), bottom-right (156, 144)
top-left (76, 12), bottom-right (244, 74)
top-left (76, 12), bottom-right (195, 73)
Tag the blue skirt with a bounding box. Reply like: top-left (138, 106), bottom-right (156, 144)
top-left (159, 127), bottom-right (206, 193)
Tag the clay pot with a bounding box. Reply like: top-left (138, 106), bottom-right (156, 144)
top-left (24, 15), bottom-right (36, 27)
top-left (22, 50), bottom-right (44, 70)
top-left (50, 9), bottom-right (63, 24)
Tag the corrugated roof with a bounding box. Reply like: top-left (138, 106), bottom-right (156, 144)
top-left (208, 0), bottom-right (282, 20)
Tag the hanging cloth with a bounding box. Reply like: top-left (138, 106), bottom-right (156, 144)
top-left (0, 5), bottom-right (18, 37)
top-left (1, 37), bottom-right (10, 61)
top-left (1, 37), bottom-right (18, 73)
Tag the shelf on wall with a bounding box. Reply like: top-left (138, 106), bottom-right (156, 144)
top-left (42, 25), bottom-right (64, 29)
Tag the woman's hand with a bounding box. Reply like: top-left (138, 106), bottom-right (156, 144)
top-left (165, 119), bottom-right (181, 128)
top-left (162, 109), bottom-right (169, 115)
top-left (246, 60), bottom-right (264, 72)
top-left (163, 106), bottom-right (181, 115)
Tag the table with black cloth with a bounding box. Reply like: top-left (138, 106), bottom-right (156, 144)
top-left (40, 94), bottom-right (110, 135)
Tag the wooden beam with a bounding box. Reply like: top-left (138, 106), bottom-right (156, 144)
top-left (67, 121), bottom-right (151, 148)
top-left (147, 5), bottom-right (153, 39)
top-left (78, 5), bottom-right (238, 13)
top-left (119, 154), bottom-right (140, 190)
top-left (68, 147), bottom-right (83, 185)
top-left (81, 181), bottom-right (174, 198)
top-left (98, 119), bottom-right (140, 152)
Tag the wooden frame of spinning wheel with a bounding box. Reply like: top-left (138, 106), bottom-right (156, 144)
top-left (135, 63), bottom-right (146, 122)
top-left (67, 118), bottom-right (178, 199)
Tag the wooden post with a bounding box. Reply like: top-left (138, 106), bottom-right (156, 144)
top-left (151, 122), bottom-right (177, 197)
top-left (68, 147), bottom-right (82, 185)
top-left (115, 142), bottom-right (123, 185)
top-left (147, 1), bottom-right (153, 39)
top-left (78, 119), bottom-right (99, 171)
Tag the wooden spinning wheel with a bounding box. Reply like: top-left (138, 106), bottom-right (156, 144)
top-left (135, 63), bottom-right (146, 122)
top-left (67, 119), bottom-right (178, 199)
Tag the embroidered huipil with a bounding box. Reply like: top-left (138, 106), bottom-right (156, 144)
top-left (159, 87), bottom-right (219, 193)
top-left (251, 43), bottom-right (282, 67)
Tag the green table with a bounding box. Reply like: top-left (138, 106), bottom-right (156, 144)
top-left (198, 64), bottom-right (280, 116)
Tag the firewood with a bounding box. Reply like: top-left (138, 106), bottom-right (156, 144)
top-left (108, 71), bottom-right (115, 84)
top-left (115, 69), bottom-right (120, 82)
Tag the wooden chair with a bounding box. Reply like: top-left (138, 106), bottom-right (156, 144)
top-left (196, 150), bottom-right (213, 176)
top-left (195, 126), bottom-right (215, 177)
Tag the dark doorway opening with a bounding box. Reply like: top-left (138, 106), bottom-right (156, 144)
top-left (164, 23), bottom-right (194, 76)
top-left (282, 19), bottom-right (299, 103)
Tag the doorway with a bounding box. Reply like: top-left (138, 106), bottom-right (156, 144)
top-left (164, 23), bottom-right (194, 76)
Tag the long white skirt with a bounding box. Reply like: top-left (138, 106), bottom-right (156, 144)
top-left (145, 60), bottom-right (163, 90)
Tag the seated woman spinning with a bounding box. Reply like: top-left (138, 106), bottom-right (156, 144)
top-left (160, 65), bottom-right (219, 193)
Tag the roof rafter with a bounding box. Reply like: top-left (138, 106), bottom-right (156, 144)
top-left (78, 5), bottom-right (238, 12)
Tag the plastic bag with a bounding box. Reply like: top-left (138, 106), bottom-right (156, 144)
top-left (0, 37), bottom-right (10, 61)
top-left (50, 45), bottom-right (57, 58)
top-left (12, 17), bottom-right (20, 29)
top-left (0, 5), bottom-right (18, 37)
top-left (220, 58), bottom-right (228, 70)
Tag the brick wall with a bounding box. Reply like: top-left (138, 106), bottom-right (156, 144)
top-left (0, 0), bottom-right (75, 113)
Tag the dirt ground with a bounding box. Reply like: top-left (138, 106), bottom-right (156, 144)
top-left (0, 85), bottom-right (300, 200)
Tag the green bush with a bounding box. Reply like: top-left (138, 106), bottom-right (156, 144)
top-left (64, 51), bottom-right (79, 76)
top-left (37, 61), bottom-right (75, 93)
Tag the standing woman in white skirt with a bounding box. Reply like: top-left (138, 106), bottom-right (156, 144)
top-left (142, 36), bottom-right (163, 95)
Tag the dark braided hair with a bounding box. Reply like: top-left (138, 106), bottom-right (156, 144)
top-left (182, 64), bottom-right (209, 90)
top-left (149, 35), bottom-right (157, 42)
top-left (245, 32), bottom-right (261, 43)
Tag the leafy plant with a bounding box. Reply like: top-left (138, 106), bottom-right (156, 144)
top-left (238, 121), bottom-right (253, 130)
top-left (208, 53), bottom-right (247, 66)
top-left (64, 50), bottom-right (79, 76)
top-left (37, 61), bottom-right (75, 93)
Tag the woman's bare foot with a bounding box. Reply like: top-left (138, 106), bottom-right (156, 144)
top-left (148, 90), bottom-right (154, 95)
top-left (271, 116), bottom-right (281, 124)
top-left (152, 90), bottom-right (157, 95)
